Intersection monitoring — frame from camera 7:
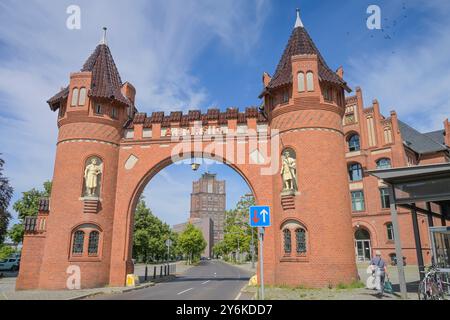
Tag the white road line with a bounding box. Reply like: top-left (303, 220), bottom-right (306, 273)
top-left (234, 292), bottom-right (242, 300)
top-left (201, 280), bottom-right (210, 285)
top-left (177, 288), bottom-right (194, 295)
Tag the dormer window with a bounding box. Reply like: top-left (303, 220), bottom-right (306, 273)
top-left (282, 90), bottom-right (289, 104)
top-left (306, 72), bottom-right (314, 91)
top-left (71, 88), bottom-right (79, 107)
top-left (111, 107), bottom-right (118, 119)
top-left (94, 104), bottom-right (103, 115)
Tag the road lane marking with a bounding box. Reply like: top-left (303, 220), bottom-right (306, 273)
top-left (234, 292), bottom-right (242, 300)
top-left (177, 288), bottom-right (194, 295)
top-left (201, 280), bottom-right (210, 285)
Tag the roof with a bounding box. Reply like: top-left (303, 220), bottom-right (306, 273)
top-left (267, 25), bottom-right (350, 92)
top-left (425, 130), bottom-right (446, 146)
top-left (398, 120), bottom-right (447, 154)
top-left (368, 163), bottom-right (450, 184)
top-left (47, 86), bottom-right (69, 111)
top-left (47, 43), bottom-right (133, 110)
top-left (81, 44), bottom-right (132, 108)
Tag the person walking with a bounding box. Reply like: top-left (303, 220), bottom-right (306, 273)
top-left (370, 250), bottom-right (388, 297)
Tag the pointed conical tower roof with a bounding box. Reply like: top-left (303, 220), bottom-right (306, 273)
top-left (81, 28), bottom-right (132, 107)
top-left (268, 9), bottom-right (350, 92)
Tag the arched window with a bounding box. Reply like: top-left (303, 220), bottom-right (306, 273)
top-left (283, 229), bottom-right (291, 254)
top-left (297, 72), bottom-right (305, 92)
top-left (348, 163), bottom-right (363, 181)
top-left (348, 134), bottom-right (361, 152)
top-left (71, 88), bottom-right (79, 107)
top-left (72, 231), bottom-right (84, 254)
top-left (295, 228), bottom-right (307, 254)
top-left (306, 72), bottom-right (314, 91)
top-left (386, 223), bottom-right (394, 241)
top-left (88, 231), bottom-right (100, 255)
top-left (376, 158), bottom-right (391, 169)
top-left (78, 87), bottom-right (87, 106)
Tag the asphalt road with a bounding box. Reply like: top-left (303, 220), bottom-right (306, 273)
top-left (94, 260), bottom-right (253, 300)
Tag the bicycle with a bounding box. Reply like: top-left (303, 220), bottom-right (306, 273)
top-left (418, 266), bottom-right (449, 300)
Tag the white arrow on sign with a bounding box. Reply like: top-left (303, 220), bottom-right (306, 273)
top-left (260, 209), bottom-right (269, 223)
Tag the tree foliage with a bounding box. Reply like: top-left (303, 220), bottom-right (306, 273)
top-left (133, 197), bottom-right (177, 263)
top-left (213, 194), bottom-right (257, 262)
top-left (8, 181), bottom-right (51, 244)
top-left (178, 223), bottom-right (206, 264)
top-left (13, 181), bottom-right (51, 221)
top-left (0, 155), bottom-right (13, 245)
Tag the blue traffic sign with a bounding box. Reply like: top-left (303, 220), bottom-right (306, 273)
top-left (249, 206), bottom-right (271, 227)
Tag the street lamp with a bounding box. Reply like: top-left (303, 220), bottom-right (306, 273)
top-left (191, 162), bottom-right (200, 171)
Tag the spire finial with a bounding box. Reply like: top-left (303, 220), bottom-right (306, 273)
top-left (295, 8), bottom-right (303, 28)
top-left (100, 27), bottom-right (108, 45)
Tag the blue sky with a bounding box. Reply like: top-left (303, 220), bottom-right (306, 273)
top-left (1, 0), bottom-right (450, 227)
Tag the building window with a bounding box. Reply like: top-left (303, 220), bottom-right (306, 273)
top-left (376, 158), bottom-right (392, 169)
top-left (111, 107), bottom-right (118, 119)
top-left (306, 72), bottom-right (314, 91)
top-left (72, 231), bottom-right (84, 255)
top-left (282, 90), bottom-right (289, 103)
top-left (323, 86), bottom-right (332, 101)
top-left (351, 191), bottom-right (365, 212)
top-left (88, 231), bottom-right (100, 255)
top-left (95, 104), bottom-right (103, 115)
top-left (380, 188), bottom-right (390, 209)
top-left (78, 87), bottom-right (87, 106)
top-left (348, 163), bottom-right (363, 181)
top-left (297, 72), bottom-right (305, 92)
top-left (283, 229), bottom-right (291, 254)
top-left (386, 223), bottom-right (394, 241)
top-left (295, 228), bottom-right (307, 254)
top-left (71, 88), bottom-right (79, 107)
top-left (348, 134), bottom-right (361, 152)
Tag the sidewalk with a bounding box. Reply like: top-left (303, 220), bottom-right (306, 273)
top-left (242, 263), bottom-right (421, 300)
top-left (0, 261), bottom-right (188, 300)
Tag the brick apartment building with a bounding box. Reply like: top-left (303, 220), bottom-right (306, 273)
top-left (190, 173), bottom-right (226, 245)
top-left (344, 91), bottom-right (450, 264)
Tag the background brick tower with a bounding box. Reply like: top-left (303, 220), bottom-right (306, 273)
top-left (260, 10), bottom-right (358, 287)
top-left (16, 29), bottom-right (136, 289)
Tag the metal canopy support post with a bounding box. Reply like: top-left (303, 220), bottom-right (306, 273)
top-left (388, 186), bottom-right (408, 299)
top-left (411, 204), bottom-right (425, 281)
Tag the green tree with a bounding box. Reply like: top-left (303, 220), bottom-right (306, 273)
top-left (0, 246), bottom-right (16, 260)
top-left (8, 181), bottom-right (51, 244)
top-left (133, 197), bottom-right (175, 263)
top-left (0, 155), bottom-right (13, 245)
top-left (8, 224), bottom-right (24, 246)
top-left (219, 194), bottom-right (257, 262)
top-left (13, 181), bottom-right (51, 221)
top-left (178, 223), bottom-right (206, 264)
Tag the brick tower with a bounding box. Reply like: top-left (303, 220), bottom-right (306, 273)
top-left (259, 10), bottom-right (358, 287)
top-left (16, 30), bottom-right (136, 289)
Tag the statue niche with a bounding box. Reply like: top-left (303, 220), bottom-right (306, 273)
top-left (281, 148), bottom-right (298, 194)
top-left (83, 156), bottom-right (103, 198)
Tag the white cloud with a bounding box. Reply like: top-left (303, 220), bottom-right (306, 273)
top-left (347, 1), bottom-right (450, 132)
top-left (0, 0), bottom-right (270, 222)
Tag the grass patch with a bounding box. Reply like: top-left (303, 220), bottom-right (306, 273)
top-left (335, 280), bottom-right (365, 290)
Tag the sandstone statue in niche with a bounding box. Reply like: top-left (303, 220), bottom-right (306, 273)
top-left (281, 149), bottom-right (297, 193)
top-left (84, 157), bottom-right (102, 197)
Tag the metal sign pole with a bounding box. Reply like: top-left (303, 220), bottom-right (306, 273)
top-left (259, 227), bottom-right (265, 300)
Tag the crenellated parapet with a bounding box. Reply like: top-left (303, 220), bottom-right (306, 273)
top-left (123, 107), bottom-right (268, 141)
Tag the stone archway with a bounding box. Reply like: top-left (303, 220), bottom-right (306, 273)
top-left (108, 145), bottom-right (273, 286)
